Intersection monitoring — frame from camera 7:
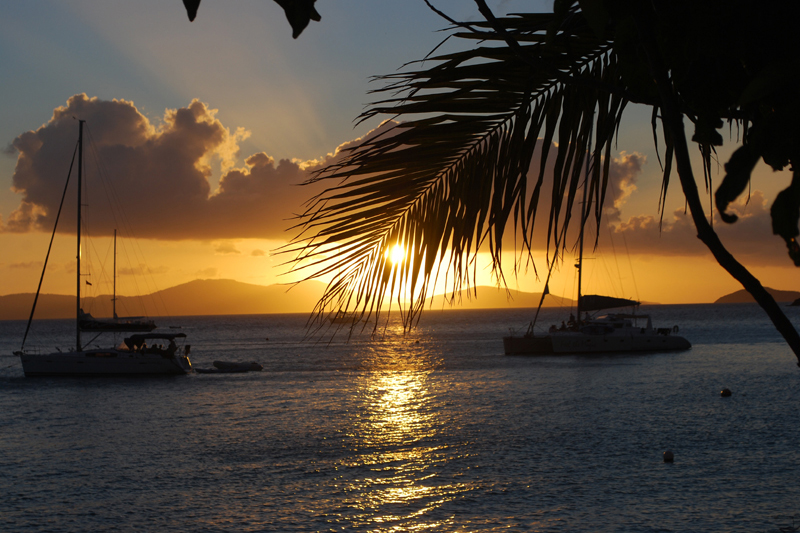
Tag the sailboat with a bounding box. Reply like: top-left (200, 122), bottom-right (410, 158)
top-left (78, 230), bottom-right (157, 332)
top-left (503, 136), bottom-right (690, 356)
top-left (502, 293), bottom-right (692, 355)
top-left (14, 120), bottom-right (192, 376)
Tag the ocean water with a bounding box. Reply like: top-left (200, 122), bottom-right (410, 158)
top-left (1, 304), bottom-right (800, 532)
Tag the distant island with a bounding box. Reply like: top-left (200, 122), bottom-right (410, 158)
top-left (714, 287), bottom-right (800, 304)
top-left (0, 279), bottom-right (326, 321)
top-left (0, 279), bottom-right (576, 320)
top-left (14, 278), bottom-right (795, 321)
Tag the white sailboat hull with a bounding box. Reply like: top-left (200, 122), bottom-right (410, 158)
top-left (20, 350), bottom-right (192, 376)
top-left (16, 122), bottom-right (193, 378)
top-left (504, 331), bottom-right (691, 355)
top-left (504, 315), bottom-right (691, 355)
top-left (552, 330), bottom-right (690, 353)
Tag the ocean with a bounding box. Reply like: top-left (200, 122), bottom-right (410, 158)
top-left (1, 304), bottom-right (799, 532)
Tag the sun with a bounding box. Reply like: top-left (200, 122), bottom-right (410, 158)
top-left (387, 244), bottom-right (405, 265)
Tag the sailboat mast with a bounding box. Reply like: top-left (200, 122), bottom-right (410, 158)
top-left (113, 229), bottom-right (117, 319)
top-left (76, 120), bottom-right (84, 352)
top-left (577, 173), bottom-right (586, 322)
top-left (577, 114), bottom-right (594, 324)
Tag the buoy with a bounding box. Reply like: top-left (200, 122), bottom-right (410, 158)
top-left (721, 388), bottom-right (732, 397)
top-left (663, 450), bottom-right (674, 463)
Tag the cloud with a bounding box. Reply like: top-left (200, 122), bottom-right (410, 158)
top-left (214, 242), bottom-right (241, 254)
top-left (251, 249), bottom-right (266, 256)
top-left (194, 267), bottom-right (218, 278)
top-left (512, 149), bottom-right (787, 265)
top-left (6, 96), bottom-right (783, 265)
top-left (603, 151), bottom-right (645, 222)
top-left (8, 261), bottom-right (42, 269)
top-left (3, 94), bottom-right (315, 240)
top-left (118, 264), bottom-right (170, 276)
top-left (500, 146), bottom-right (646, 251)
top-left (611, 190), bottom-right (788, 264)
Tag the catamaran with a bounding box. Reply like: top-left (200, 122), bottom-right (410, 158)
top-left (503, 135), bottom-right (690, 356)
top-left (502, 296), bottom-right (691, 355)
top-left (14, 120), bottom-right (192, 376)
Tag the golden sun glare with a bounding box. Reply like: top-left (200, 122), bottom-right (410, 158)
top-left (388, 244), bottom-right (405, 265)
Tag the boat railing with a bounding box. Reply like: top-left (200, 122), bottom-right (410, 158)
top-left (14, 345), bottom-right (43, 356)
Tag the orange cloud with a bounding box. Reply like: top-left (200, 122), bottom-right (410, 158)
top-left (8, 261), bottom-right (42, 269)
top-left (194, 267), bottom-right (218, 278)
top-left (214, 242), bottom-right (241, 254)
top-left (118, 264), bottom-right (171, 276)
top-left (611, 190), bottom-right (785, 264)
top-left (3, 95), bottom-right (314, 240)
top-left (11, 96), bottom-right (777, 264)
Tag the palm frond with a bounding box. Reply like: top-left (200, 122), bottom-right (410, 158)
top-left (284, 10), bottom-right (628, 329)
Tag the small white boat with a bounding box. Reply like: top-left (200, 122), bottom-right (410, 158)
top-left (212, 361), bottom-right (263, 372)
top-left (195, 361), bottom-right (263, 374)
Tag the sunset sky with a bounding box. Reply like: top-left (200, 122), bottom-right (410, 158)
top-left (1, 0), bottom-right (797, 306)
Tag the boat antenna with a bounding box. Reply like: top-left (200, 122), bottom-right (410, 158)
top-left (76, 119), bottom-right (84, 352)
top-left (19, 138), bottom-right (79, 351)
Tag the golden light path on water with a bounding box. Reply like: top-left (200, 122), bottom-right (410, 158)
top-left (336, 341), bottom-right (471, 531)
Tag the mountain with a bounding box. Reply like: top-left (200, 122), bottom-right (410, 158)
top-left (0, 280), bottom-right (585, 321)
top-left (147, 279), bottom-right (326, 316)
top-left (714, 287), bottom-right (800, 304)
top-left (0, 293), bottom-right (75, 320)
top-left (0, 279), bottom-right (327, 320)
top-left (426, 286), bottom-right (574, 310)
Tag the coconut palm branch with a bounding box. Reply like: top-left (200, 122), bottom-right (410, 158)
top-left (285, 9), bottom-right (631, 327)
top-left (284, 1), bottom-right (800, 362)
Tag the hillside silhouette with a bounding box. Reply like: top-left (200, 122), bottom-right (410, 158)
top-left (9, 278), bottom-right (794, 320)
top-left (0, 279), bottom-right (325, 320)
top-left (715, 288), bottom-right (800, 304)
top-left (0, 280), bottom-right (575, 320)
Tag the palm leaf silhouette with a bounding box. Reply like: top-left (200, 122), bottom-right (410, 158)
top-left (285, 10), bottom-right (632, 327)
top-left (282, 0), bottom-right (800, 360)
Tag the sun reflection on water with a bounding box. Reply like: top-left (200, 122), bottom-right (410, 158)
top-left (334, 367), bottom-right (471, 530)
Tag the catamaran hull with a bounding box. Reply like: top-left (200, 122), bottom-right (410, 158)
top-left (19, 351), bottom-right (192, 376)
top-left (503, 333), bottom-right (691, 355)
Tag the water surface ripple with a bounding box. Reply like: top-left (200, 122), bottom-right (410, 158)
top-left (1, 304), bottom-right (799, 531)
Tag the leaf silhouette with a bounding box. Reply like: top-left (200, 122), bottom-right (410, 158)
top-left (183, 0), bottom-right (320, 38)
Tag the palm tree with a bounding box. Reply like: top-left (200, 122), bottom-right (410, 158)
top-left (279, 1), bottom-right (800, 360)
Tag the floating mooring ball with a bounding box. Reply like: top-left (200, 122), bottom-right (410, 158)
top-left (721, 388), bottom-right (732, 397)
top-left (663, 450), bottom-right (674, 463)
